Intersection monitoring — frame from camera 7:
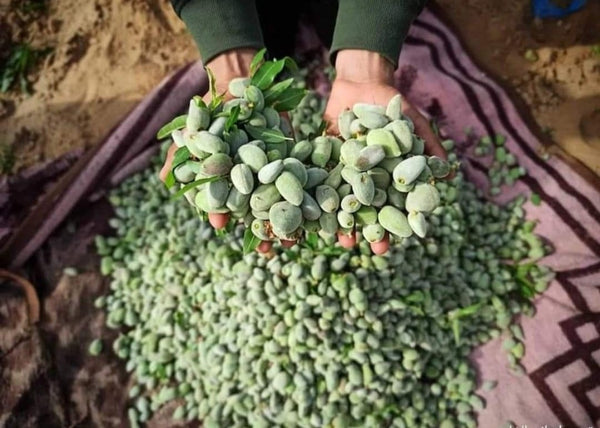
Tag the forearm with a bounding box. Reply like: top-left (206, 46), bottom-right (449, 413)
top-left (170, 0), bottom-right (265, 64)
top-left (330, 0), bottom-right (427, 68)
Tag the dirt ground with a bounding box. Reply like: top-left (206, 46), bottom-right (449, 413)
top-left (0, 0), bottom-right (599, 175)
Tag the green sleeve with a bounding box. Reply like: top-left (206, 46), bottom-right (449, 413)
top-left (330, 0), bottom-right (427, 68)
top-left (171, 0), bottom-right (265, 64)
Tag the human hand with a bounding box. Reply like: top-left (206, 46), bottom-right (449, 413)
top-left (324, 50), bottom-right (447, 255)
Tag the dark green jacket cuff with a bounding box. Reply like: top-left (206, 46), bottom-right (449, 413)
top-left (330, 0), bottom-right (426, 68)
top-left (171, 0), bottom-right (265, 64)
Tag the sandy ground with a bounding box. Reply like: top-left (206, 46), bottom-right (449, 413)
top-left (0, 0), bottom-right (599, 175)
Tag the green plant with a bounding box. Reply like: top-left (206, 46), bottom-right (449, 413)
top-left (0, 43), bottom-right (52, 94)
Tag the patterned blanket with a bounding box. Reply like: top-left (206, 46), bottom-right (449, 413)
top-left (1, 8), bottom-right (599, 428)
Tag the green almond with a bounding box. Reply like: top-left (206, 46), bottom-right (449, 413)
top-left (405, 183), bottom-right (440, 213)
top-left (354, 145), bottom-right (386, 171)
top-left (386, 120), bottom-right (413, 154)
top-left (341, 194), bottom-right (361, 213)
top-left (315, 185), bottom-right (340, 213)
top-left (366, 128), bottom-right (401, 158)
top-left (250, 183), bottom-right (281, 211)
top-left (283, 158), bottom-right (308, 186)
top-left (237, 144), bottom-right (268, 173)
top-left (275, 171), bottom-right (304, 206)
top-left (408, 211), bottom-right (428, 238)
top-left (300, 192), bottom-right (322, 221)
top-left (311, 136), bottom-right (332, 168)
top-left (338, 110), bottom-right (356, 140)
top-left (352, 173), bottom-right (375, 205)
top-left (289, 140), bottom-right (313, 162)
top-left (393, 155), bottom-right (426, 186)
top-left (340, 139), bottom-right (366, 166)
top-left (378, 206), bottom-right (413, 238)
top-left (304, 167), bottom-right (328, 189)
top-left (362, 223), bottom-right (385, 243)
top-left (269, 201), bottom-right (303, 235)
top-left (200, 153), bottom-right (233, 176)
top-left (386, 94), bottom-right (402, 120)
top-left (230, 163), bottom-right (254, 195)
top-left (258, 159), bottom-right (284, 184)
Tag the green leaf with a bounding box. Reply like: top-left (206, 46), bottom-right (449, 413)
top-left (206, 66), bottom-right (217, 101)
top-left (453, 303), bottom-right (482, 319)
top-left (170, 175), bottom-right (222, 200)
top-left (317, 120), bottom-right (328, 136)
top-left (263, 77), bottom-right (295, 105)
top-left (452, 318), bottom-right (461, 345)
top-left (164, 171), bottom-right (176, 189)
top-left (156, 115), bottom-right (187, 140)
top-left (251, 59), bottom-right (286, 90)
top-left (530, 193), bottom-right (541, 206)
top-left (224, 105), bottom-right (240, 132)
top-left (171, 146), bottom-right (190, 168)
top-left (306, 232), bottom-right (319, 249)
top-left (245, 125), bottom-right (291, 143)
top-left (243, 228), bottom-right (262, 255)
top-left (272, 87), bottom-right (306, 112)
top-left (282, 56), bottom-right (299, 73)
top-left (192, 95), bottom-right (207, 109)
top-left (249, 48), bottom-right (267, 76)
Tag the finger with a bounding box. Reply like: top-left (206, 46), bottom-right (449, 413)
top-left (208, 213), bottom-right (230, 229)
top-left (370, 233), bottom-right (390, 255)
top-left (159, 143), bottom-right (178, 182)
top-left (280, 239), bottom-right (296, 248)
top-left (402, 103), bottom-right (447, 160)
top-left (257, 240), bottom-right (273, 254)
top-left (337, 230), bottom-right (357, 249)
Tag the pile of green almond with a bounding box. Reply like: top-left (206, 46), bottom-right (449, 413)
top-left (159, 50), bottom-right (452, 251)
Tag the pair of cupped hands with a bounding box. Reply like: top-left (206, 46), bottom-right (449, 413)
top-left (160, 48), bottom-right (447, 255)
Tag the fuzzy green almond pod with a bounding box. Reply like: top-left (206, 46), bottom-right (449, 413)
top-left (387, 186), bottom-right (406, 209)
top-left (353, 103), bottom-right (386, 118)
top-left (355, 206), bottom-right (378, 225)
top-left (244, 85), bottom-right (265, 111)
top-left (183, 133), bottom-right (209, 160)
top-left (417, 164), bottom-right (434, 183)
top-left (258, 159), bottom-right (284, 184)
top-left (269, 202), bottom-right (303, 235)
top-left (251, 219), bottom-right (271, 240)
top-left (337, 211), bottom-right (355, 229)
top-left (369, 167), bottom-right (391, 189)
top-left (330, 137), bottom-right (343, 162)
top-left (408, 211), bottom-right (428, 238)
top-left (372, 188), bottom-right (387, 207)
top-left (263, 107), bottom-right (280, 128)
top-left (366, 129), bottom-right (401, 158)
top-left (206, 179), bottom-right (229, 208)
top-left (225, 186), bottom-right (250, 212)
top-left (237, 145), bottom-right (268, 173)
top-left (393, 155), bottom-right (426, 186)
top-left (304, 219), bottom-right (320, 232)
top-left (324, 163), bottom-right (344, 188)
top-left (195, 131), bottom-right (229, 154)
top-left (352, 173), bottom-right (375, 205)
top-left (350, 119), bottom-right (366, 135)
top-left (339, 139), bottom-right (366, 165)
top-left (385, 120), bottom-right (413, 154)
top-left (250, 183), bottom-right (281, 211)
top-left (186, 99), bottom-right (210, 132)
top-left (248, 139), bottom-right (266, 151)
top-left (315, 185), bottom-right (340, 213)
top-left (230, 163), bottom-right (254, 195)
top-left (341, 194), bottom-right (361, 213)
top-left (289, 140), bottom-right (313, 162)
top-left (171, 129), bottom-right (185, 147)
top-left (208, 116), bottom-right (227, 137)
top-left (378, 206), bottom-right (413, 238)
top-left (378, 157), bottom-right (402, 174)
top-left (228, 77), bottom-right (251, 97)
top-left (362, 223), bottom-right (385, 243)
top-left (338, 110), bottom-right (356, 140)
top-left (173, 161), bottom-right (200, 183)
top-left (300, 192), bottom-right (322, 221)
top-left (195, 189), bottom-right (228, 213)
top-left (411, 136), bottom-right (425, 155)
top-left (266, 141), bottom-right (288, 159)
top-left (337, 183), bottom-right (352, 199)
top-left (392, 181), bottom-right (416, 193)
top-left (266, 150), bottom-right (282, 162)
top-left (319, 212), bottom-right (338, 234)
top-left (406, 183), bottom-right (441, 213)
top-left (275, 171), bottom-right (304, 206)
top-left (341, 166), bottom-right (360, 186)
top-left (427, 156), bottom-right (451, 178)
top-left (386, 94), bottom-right (402, 120)
top-left (252, 209), bottom-right (269, 220)
top-left (354, 145), bottom-right (386, 172)
top-left (88, 339), bottom-right (103, 356)
top-left (223, 128), bottom-right (249, 154)
top-left (304, 168), bottom-right (328, 189)
top-left (248, 112), bottom-right (267, 128)
top-left (283, 158), bottom-right (308, 187)
top-left (311, 136), bottom-right (332, 168)
top-left (358, 112), bottom-right (389, 129)
top-left (200, 153), bottom-right (233, 176)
